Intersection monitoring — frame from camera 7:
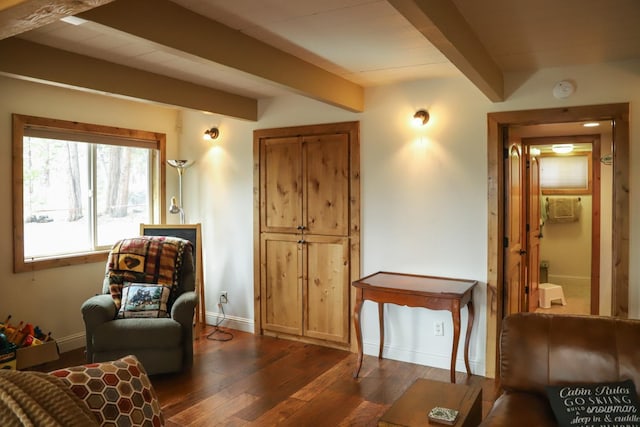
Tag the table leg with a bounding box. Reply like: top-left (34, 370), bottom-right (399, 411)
top-left (378, 302), bottom-right (384, 359)
top-left (464, 300), bottom-right (475, 376)
top-left (450, 301), bottom-right (461, 383)
top-left (353, 290), bottom-right (364, 378)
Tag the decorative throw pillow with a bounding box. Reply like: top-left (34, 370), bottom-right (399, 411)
top-left (50, 355), bottom-right (164, 427)
top-left (546, 379), bottom-right (640, 427)
top-left (117, 282), bottom-right (172, 318)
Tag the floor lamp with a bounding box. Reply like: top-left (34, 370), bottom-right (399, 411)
top-left (167, 160), bottom-right (193, 224)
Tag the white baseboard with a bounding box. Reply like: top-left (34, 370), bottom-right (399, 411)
top-left (206, 311), bottom-right (254, 333)
top-left (56, 332), bottom-right (86, 354)
top-left (363, 340), bottom-right (484, 376)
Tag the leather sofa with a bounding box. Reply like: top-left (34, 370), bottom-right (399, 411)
top-left (480, 312), bottom-right (640, 426)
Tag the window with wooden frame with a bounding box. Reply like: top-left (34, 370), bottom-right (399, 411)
top-left (12, 114), bottom-right (166, 272)
top-left (539, 153), bottom-right (592, 195)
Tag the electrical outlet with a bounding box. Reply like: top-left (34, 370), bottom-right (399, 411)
top-left (433, 321), bottom-right (444, 336)
top-left (220, 291), bottom-right (228, 304)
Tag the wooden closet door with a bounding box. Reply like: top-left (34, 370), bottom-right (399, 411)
top-left (303, 134), bottom-right (349, 236)
top-left (303, 235), bottom-right (350, 344)
top-left (261, 137), bottom-right (302, 233)
top-left (261, 233), bottom-right (302, 336)
top-left (254, 121), bottom-right (360, 349)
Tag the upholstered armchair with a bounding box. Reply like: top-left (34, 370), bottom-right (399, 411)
top-left (81, 236), bottom-right (197, 375)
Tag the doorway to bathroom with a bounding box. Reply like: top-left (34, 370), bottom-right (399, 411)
top-left (485, 103), bottom-right (629, 378)
top-left (501, 124), bottom-right (604, 318)
top-left (522, 133), bottom-right (605, 316)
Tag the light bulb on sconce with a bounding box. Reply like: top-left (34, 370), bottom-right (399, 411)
top-left (412, 110), bottom-right (429, 126)
top-left (169, 196), bottom-right (184, 224)
top-left (167, 159), bottom-right (193, 224)
top-left (203, 127), bottom-right (219, 140)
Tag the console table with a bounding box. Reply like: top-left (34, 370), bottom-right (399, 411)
top-left (352, 271), bottom-right (477, 383)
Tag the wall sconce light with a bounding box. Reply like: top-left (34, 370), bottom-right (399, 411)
top-left (413, 110), bottom-right (429, 126)
top-left (203, 127), bottom-right (219, 140)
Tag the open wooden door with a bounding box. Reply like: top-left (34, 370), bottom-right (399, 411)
top-left (504, 138), bottom-right (527, 315)
top-left (527, 152), bottom-right (541, 312)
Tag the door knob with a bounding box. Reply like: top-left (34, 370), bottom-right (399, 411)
top-left (519, 249), bottom-right (527, 255)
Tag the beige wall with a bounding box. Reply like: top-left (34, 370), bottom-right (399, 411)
top-left (2, 58), bottom-right (640, 376)
top-left (540, 195), bottom-right (592, 285)
top-left (0, 76), bottom-right (179, 351)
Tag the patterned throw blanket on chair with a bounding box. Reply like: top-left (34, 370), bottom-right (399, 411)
top-left (105, 236), bottom-right (192, 309)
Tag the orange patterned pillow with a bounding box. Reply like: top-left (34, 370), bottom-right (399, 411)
top-left (49, 355), bottom-right (164, 427)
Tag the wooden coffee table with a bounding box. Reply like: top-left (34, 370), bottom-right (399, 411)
top-left (378, 378), bottom-right (482, 427)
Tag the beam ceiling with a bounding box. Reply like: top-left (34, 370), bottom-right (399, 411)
top-left (0, 38), bottom-right (258, 120)
top-left (388, 0), bottom-right (504, 102)
top-left (79, 0), bottom-right (364, 112)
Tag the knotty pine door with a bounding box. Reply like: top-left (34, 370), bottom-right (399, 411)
top-left (254, 122), bottom-right (360, 348)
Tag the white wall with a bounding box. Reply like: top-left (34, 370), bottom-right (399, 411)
top-left (3, 58), bottom-right (640, 376)
top-left (180, 59), bottom-right (640, 377)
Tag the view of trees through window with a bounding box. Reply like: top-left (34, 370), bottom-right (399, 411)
top-left (23, 136), bottom-right (152, 259)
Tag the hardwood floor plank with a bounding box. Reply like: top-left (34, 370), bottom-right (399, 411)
top-left (246, 397), bottom-right (306, 426)
top-left (337, 400), bottom-right (389, 427)
top-left (278, 388), bottom-right (364, 427)
top-left (291, 356), bottom-right (353, 401)
top-left (233, 345), bottom-right (349, 421)
top-left (169, 392), bottom-right (259, 426)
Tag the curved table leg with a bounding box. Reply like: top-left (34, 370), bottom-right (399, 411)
top-left (353, 291), bottom-right (364, 378)
top-left (378, 302), bottom-right (384, 359)
top-left (450, 301), bottom-right (461, 383)
top-left (464, 300), bottom-right (475, 376)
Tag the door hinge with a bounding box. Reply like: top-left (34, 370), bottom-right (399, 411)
top-left (526, 223), bottom-right (530, 232)
top-left (503, 148), bottom-right (509, 159)
top-left (525, 285), bottom-right (530, 294)
top-left (503, 237), bottom-right (509, 248)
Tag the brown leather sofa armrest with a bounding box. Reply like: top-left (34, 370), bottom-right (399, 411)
top-left (480, 391), bottom-right (557, 427)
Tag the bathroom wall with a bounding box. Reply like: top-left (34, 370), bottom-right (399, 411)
top-left (540, 195), bottom-right (593, 294)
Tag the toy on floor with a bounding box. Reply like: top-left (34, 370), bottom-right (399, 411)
top-left (0, 315), bottom-right (52, 348)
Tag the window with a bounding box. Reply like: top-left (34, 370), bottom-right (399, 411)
top-left (13, 114), bottom-right (166, 272)
top-left (539, 154), bottom-right (592, 195)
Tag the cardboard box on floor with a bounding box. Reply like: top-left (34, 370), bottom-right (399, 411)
top-left (0, 343), bottom-right (17, 370)
top-left (16, 340), bottom-right (59, 370)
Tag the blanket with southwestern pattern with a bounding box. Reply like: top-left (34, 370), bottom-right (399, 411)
top-left (104, 236), bottom-right (192, 310)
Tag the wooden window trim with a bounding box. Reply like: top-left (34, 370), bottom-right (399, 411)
top-left (12, 114), bottom-right (167, 273)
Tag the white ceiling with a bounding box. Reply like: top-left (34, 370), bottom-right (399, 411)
top-left (5, 0), bottom-right (640, 112)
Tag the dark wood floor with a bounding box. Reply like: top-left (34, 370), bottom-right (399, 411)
top-left (37, 325), bottom-right (499, 426)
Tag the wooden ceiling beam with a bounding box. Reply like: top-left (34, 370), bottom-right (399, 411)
top-left (0, 0), bottom-right (113, 40)
top-left (79, 0), bottom-right (364, 112)
top-left (0, 38), bottom-right (258, 120)
top-left (388, 0), bottom-right (504, 102)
